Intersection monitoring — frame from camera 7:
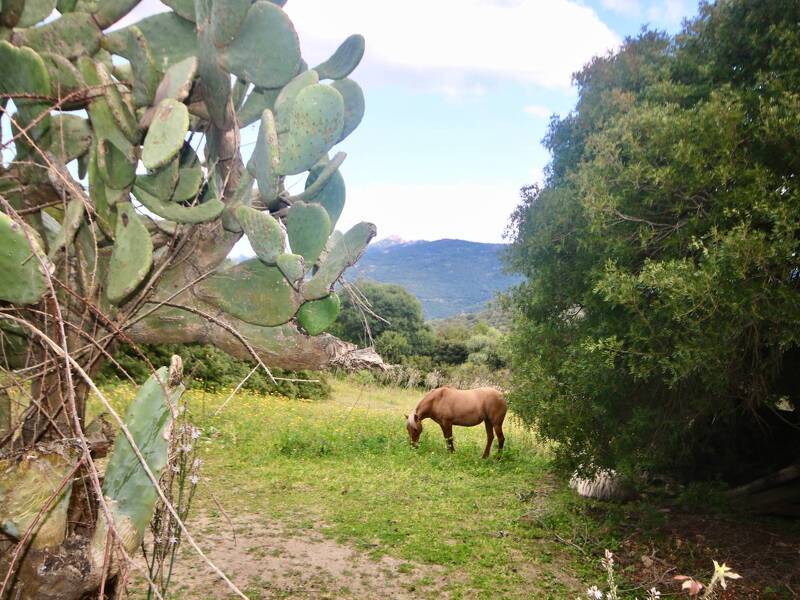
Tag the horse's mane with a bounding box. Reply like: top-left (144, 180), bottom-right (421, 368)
top-left (413, 387), bottom-right (446, 422)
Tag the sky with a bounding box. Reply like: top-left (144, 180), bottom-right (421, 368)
top-left (126, 0), bottom-right (701, 246)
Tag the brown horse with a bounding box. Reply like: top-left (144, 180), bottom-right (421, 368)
top-left (405, 386), bottom-right (507, 458)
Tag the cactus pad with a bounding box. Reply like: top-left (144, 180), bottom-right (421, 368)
top-left (277, 252), bottom-right (305, 286)
top-left (50, 115), bottom-right (93, 164)
top-left (331, 78), bottom-right (365, 143)
top-left (134, 158), bottom-right (179, 200)
top-left (297, 294), bottom-right (341, 335)
top-left (107, 202), bottom-right (154, 305)
top-left (314, 34), bottom-right (365, 81)
top-left (274, 69), bottom-right (320, 132)
top-left (303, 158), bottom-right (346, 229)
top-left (162, 0), bottom-right (196, 21)
top-left (197, 258), bottom-right (301, 326)
top-left (277, 84), bottom-right (344, 175)
top-left (132, 186), bottom-right (224, 224)
top-left (142, 99), bottom-right (189, 170)
top-left (237, 86), bottom-right (282, 127)
top-left (235, 205), bottom-right (284, 265)
top-left (96, 139), bottom-right (137, 191)
top-left (102, 25), bottom-right (160, 108)
top-left (303, 221), bottom-right (376, 300)
top-left (221, 1), bottom-right (301, 89)
top-left (17, 0), bottom-right (58, 28)
top-left (286, 201), bottom-right (331, 264)
top-left (116, 12), bottom-right (198, 68)
top-left (247, 109), bottom-right (280, 203)
top-left (210, 0), bottom-right (252, 46)
top-left (153, 56), bottom-right (197, 107)
top-left (16, 12), bottom-right (102, 59)
top-left (0, 42), bottom-right (51, 142)
top-left (0, 212), bottom-right (49, 305)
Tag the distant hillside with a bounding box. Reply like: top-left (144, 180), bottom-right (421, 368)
top-left (347, 238), bottom-right (522, 319)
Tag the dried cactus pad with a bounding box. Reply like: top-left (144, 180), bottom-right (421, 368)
top-left (0, 213), bottom-right (49, 305)
top-left (99, 364), bottom-right (183, 549)
top-left (142, 99), bottom-right (189, 170)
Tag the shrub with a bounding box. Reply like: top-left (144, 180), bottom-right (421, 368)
top-left (98, 343), bottom-right (330, 400)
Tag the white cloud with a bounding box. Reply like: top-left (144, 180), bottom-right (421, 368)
top-left (116, 1), bottom-right (620, 93)
top-left (523, 104), bottom-right (552, 118)
top-left (285, 0), bottom-right (620, 90)
top-left (336, 182), bottom-right (522, 243)
top-left (600, 0), bottom-right (641, 16)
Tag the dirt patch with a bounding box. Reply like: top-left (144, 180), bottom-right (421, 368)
top-left (604, 511), bottom-right (800, 599)
top-left (133, 513), bottom-right (445, 599)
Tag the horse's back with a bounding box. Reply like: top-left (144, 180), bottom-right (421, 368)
top-left (439, 386), bottom-right (506, 423)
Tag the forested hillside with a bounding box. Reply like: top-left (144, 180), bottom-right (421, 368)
top-left (348, 238), bottom-right (521, 318)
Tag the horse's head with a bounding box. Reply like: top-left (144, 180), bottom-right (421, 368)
top-left (405, 412), bottom-right (422, 448)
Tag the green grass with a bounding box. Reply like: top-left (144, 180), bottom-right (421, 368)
top-left (95, 379), bottom-right (794, 599)
top-left (97, 379), bottom-right (594, 598)
top-left (80, 372), bottom-right (800, 599)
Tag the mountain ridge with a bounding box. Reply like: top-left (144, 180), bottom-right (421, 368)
top-left (347, 238), bottom-right (522, 319)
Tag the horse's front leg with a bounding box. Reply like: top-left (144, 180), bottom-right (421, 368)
top-left (440, 422), bottom-right (454, 453)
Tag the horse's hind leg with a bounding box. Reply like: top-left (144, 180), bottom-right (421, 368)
top-left (482, 420), bottom-right (494, 459)
top-left (494, 422), bottom-right (505, 454)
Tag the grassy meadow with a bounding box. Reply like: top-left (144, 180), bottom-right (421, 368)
top-left (92, 379), bottom-right (799, 599)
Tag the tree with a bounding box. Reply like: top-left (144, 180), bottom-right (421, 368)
top-left (330, 280), bottom-right (434, 357)
top-left (506, 0), bottom-right (800, 482)
top-left (0, 1), bottom-right (375, 596)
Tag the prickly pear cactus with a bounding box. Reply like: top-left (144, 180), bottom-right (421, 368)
top-left (0, 0), bottom-right (378, 595)
top-left (0, 0), bottom-right (375, 319)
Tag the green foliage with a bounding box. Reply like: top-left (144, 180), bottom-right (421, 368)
top-left (331, 279), bottom-right (510, 387)
top-left (98, 343), bottom-right (330, 400)
top-left (505, 1), bottom-right (800, 479)
top-left (329, 280), bottom-right (429, 349)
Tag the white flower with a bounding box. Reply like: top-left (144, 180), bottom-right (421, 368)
top-left (192, 458), bottom-right (203, 468)
top-left (171, 465), bottom-right (180, 473)
top-left (180, 444), bottom-right (192, 453)
top-left (586, 585), bottom-right (603, 600)
top-left (712, 560), bottom-right (741, 589)
top-left (190, 475), bottom-right (199, 485)
top-left (191, 427), bottom-right (201, 440)
top-left (647, 588), bottom-right (661, 599)
top-left (169, 536), bottom-right (178, 545)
